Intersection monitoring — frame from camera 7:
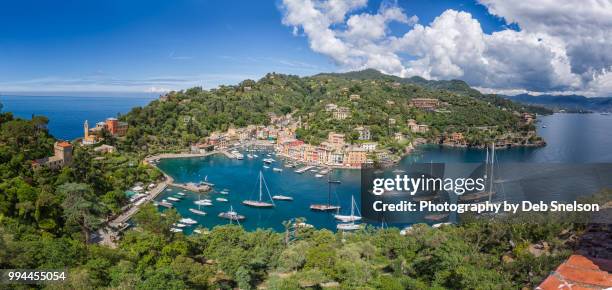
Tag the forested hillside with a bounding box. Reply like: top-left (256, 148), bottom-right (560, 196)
top-left (119, 70), bottom-right (546, 153)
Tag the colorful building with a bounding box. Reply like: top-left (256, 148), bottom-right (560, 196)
top-left (410, 98), bottom-right (440, 111)
top-left (32, 141), bottom-right (73, 170)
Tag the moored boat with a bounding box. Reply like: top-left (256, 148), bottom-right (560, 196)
top-left (242, 171), bottom-right (276, 208)
top-left (310, 204), bottom-right (341, 211)
top-left (432, 222), bottom-right (453, 228)
top-left (293, 221), bottom-right (313, 228)
top-left (158, 201), bottom-right (174, 208)
top-left (194, 198), bottom-right (213, 206)
top-left (459, 142), bottom-right (496, 202)
top-left (272, 195), bottom-right (293, 201)
top-left (334, 195), bottom-right (361, 222)
top-left (337, 223), bottom-right (362, 231)
top-left (216, 197), bottom-right (228, 202)
top-left (272, 167), bottom-right (283, 172)
top-left (189, 208), bottom-right (206, 215)
top-left (218, 205), bottom-right (246, 221)
top-left (180, 218), bottom-right (198, 225)
top-left (167, 197), bottom-right (180, 202)
top-left (170, 228), bottom-right (183, 233)
top-left (311, 169), bottom-right (341, 212)
top-left (424, 213), bottom-right (449, 221)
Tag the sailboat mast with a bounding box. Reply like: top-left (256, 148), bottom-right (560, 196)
top-left (484, 145), bottom-right (489, 190)
top-left (489, 143), bottom-right (495, 202)
top-left (259, 171), bottom-right (263, 201)
top-left (350, 195), bottom-right (355, 218)
top-left (328, 169), bottom-right (332, 206)
top-left (489, 143), bottom-right (495, 191)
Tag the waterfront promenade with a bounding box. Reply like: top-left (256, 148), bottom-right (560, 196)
top-left (95, 173), bottom-right (172, 248)
top-left (95, 152), bottom-right (220, 247)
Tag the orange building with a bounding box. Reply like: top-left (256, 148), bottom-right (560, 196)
top-left (328, 132), bottom-right (345, 148)
top-left (345, 147), bottom-right (367, 168)
top-left (105, 118), bottom-right (128, 136)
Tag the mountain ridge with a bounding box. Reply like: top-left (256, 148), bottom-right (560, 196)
top-left (504, 94), bottom-right (612, 113)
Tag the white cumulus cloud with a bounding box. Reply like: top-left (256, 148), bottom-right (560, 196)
top-left (280, 0), bottom-right (612, 96)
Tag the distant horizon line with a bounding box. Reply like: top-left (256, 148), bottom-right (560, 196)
top-left (0, 92), bottom-right (163, 98)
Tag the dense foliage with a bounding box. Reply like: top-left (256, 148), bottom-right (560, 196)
top-left (0, 110), bottom-right (160, 237)
top-left (2, 199), bottom-right (596, 289)
top-left (118, 70), bottom-right (545, 153)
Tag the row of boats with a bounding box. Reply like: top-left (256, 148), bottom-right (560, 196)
top-left (159, 168), bottom-right (363, 231)
top-left (238, 169), bottom-right (363, 231)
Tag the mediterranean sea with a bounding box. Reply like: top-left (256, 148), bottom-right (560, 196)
top-left (0, 95), bottom-right (157, 140)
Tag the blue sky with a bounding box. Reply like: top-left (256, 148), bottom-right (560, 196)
top-left (1, 0), bottom-right (609, 96)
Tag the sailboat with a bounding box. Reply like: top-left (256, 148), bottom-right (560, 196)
top-left (310, 169), bottom-right (341, 211)
top-left (190, 193), bottom-right (209, 215)
top-left (459, 142), bottom-right (496, 202)
top-left (200, 175), bottom-right (214, 187)
top-left (413, 161), bottom-right (440, 201)
top-left (334, 195), bottom-right (361, 222)
top-left (218, 205), bottom-right (246, 221)
top-left (189, 208), bottom-right (206, 215)
top-left (193, 193), bottom-right (213, 206)
top-left (242, 171), bottom-right (275, 208)
top-left (336, 197), bottom-right (363, 231)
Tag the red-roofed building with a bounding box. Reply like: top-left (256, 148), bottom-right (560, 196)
top-left (32, 141), bottom-right (73, 170)
top-left (538, 255), bottom-right (612, 290)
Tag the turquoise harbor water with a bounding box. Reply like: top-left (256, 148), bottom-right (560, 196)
top-left (156, 113), bottom-right (612, 232)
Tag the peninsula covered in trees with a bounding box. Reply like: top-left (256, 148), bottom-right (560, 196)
top-left (118, 69), bottom-right (548, 157)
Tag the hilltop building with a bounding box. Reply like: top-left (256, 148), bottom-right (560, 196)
top-left (407, 119), bottom-right (430, 133)
top-left (361, 142), bottom-right (377, 152)
top-left (325, 103), bottom-right (338, 112)
top-left (332, 107), bottom-right (350, 120)
top-left (410, 98), bottom-right (440, 111)
top-left (327, 132), bottom-right (345, 148)
top-left (355, 126), bottom-right (371, 140)
top-left (32, 141), bottom-right (73, 170)
top-left (94, 144), bottom-right (116, 154)
top-left (105, 118), bottom-right (129, 136)
top-left (82, 120), bottom-right (100, 145)
top-left (82, 117), bottom-right (129, 145)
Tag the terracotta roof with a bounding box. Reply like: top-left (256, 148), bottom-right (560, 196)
top-left (56, 141), bottom-right (72, 148)
top-left (537, 255), bottom-right (612, 290)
